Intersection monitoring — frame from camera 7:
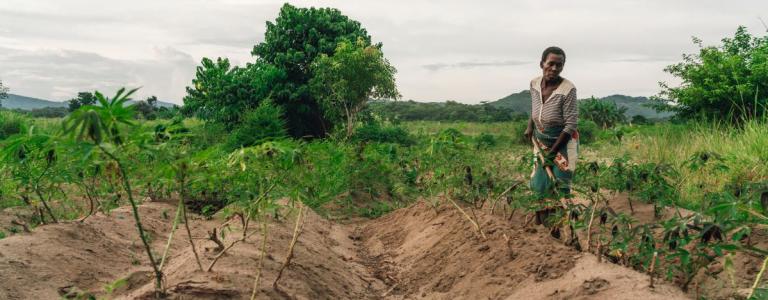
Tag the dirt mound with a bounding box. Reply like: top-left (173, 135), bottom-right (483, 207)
top-left (123, 203), bottom-right (384, 300)
top-left (0, 200), bottom-right (386, 299)
top-left (358, 201), bottom-right (687, 299)
top-left (0, 199), bottom-right (690, 299)
top-left (0, 203), bottom-right (185, 299)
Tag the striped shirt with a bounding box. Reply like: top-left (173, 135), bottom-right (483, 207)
top-left (530, 76), bottom-right (578, 135)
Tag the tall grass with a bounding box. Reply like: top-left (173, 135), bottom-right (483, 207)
top-left (410, 118), bottom-right (768, 209)
top-left (401, 120), bottom-right (526, 136)
top-left (599, 120), bottom-right (768, 208)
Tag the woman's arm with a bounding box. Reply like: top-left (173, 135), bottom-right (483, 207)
top-left (524, 118), bottom-right (534, 143)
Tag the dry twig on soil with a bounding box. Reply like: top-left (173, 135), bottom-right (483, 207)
top-left (273, 204), bottom-right (307, 288)
top-left (748, 255), bottom-right (768, 299)
top-left (250, 218), bottom-right (270, 300)
top-left (648, 251), bottom-right (658, 288)
top-left (159, 201), bottom-right (183, 271)
top-left (207, 228), bottom-right (225, 252)
top-left (447, 196), bottom-right (486, 239)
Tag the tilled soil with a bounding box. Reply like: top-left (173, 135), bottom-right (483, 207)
top-left (0, 198), bottom-right (692, 299)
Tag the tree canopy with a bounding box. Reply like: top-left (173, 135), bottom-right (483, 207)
top-left (252, 3), bottom-right (374, 138)
top-left (133, 96), bottom-right (160, 120)
top-left (68, 92), bottom-right (97, 112)
top-left (183, 58), bottom-right (285, 128)
top-left (579, 97), bottom-right (628, 128)
top-left (184, 3), bottom-right (383, 139)
top-left (658, 26), bottom-right (768, 123)
top-left (310, 38), bottom-right (400, 137)
top-left (0, 79), bottom-right (8, 108)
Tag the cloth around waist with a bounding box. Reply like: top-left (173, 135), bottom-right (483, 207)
top-left (534, 126), bottom-right (564, 146)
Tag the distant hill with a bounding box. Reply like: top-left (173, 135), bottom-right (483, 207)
top-left (128, 99), bottom-right (177, 108)
top-left (1, 94), bottom-right (68, 110)
top-left (488, 91), bottom-right (672, 119)
top-left (487, 90), bottom-right (532, 114)
top-left (599, 94), bottom-right (672, 119)
top-left (1, 94), bottom-right (177, 110)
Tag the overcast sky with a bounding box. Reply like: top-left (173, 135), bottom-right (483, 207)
top-left (1, 0), bottom-right (767, 104)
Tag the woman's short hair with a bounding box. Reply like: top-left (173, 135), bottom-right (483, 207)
top-left (541, 46), bottom-right (566, 66)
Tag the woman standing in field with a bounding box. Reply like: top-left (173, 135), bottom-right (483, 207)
top-left (524, 46), bottom-right (579, 197)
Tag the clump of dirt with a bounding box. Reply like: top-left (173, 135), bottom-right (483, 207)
top-left (0, 199), bottom-right (692, 299)
top-left (581, 277), bottom-right (610, 295)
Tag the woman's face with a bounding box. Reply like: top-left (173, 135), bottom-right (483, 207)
top-left (541, 53), bottom-right (565, 81)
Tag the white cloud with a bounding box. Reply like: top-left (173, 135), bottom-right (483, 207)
top-left (1, 0), bottom-right (767, 103)
top-left (0, 46), bottom-right (196, 102)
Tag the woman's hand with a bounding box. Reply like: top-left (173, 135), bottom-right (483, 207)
top-left (524, 119), bottom-right (534, 144)
top-left (549, 131), bottom-right (571, 154)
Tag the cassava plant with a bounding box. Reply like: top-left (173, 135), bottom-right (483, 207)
top-left (1, 131), bottom-right (62, 224)
top-left (63, 87), bottom-right (165, 297)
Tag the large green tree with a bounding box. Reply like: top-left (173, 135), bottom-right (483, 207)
top-left (0, 79), bottom-right (8, 108)
top-left (311, 39), bottom-right (399, 137)
top-left (658, 26), bottom-right (768, 122)
top-left (252, 3), bottom-right (373, 138)
top-left (579, 97), bottom-right (627, 128)
top-left (132, 96), bottom-right (159, 120)
top-left (68, 92), bottom-right (97, 112)
top-left (183, 58), bottom-right (285, 127)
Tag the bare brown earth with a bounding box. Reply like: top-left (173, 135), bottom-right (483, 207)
top-left (0, 196), bottom-right (704, 299)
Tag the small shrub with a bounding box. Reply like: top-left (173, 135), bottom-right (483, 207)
top-left (0, 110), bottom-right (29, 140)
top-left (475, 133), bottom-right (497, 149)
top-left (189, 122), bottom-right (228, 149)
top-left (360, 200), bottom-right (394, 218)
top-left (631, 115), bottom-right (649, 125)
top-left (228, 101), bottom-right (287, 149)
top-left (513, 121), bottom-right (530, 145)
top-left (577, 119), bottom-right (599, 145)
top-left (437, 128), bottom-right (464, 142)
top-left (348, 144), bottom-right (398, 199)
top-left (352, 122), bottom-right (413, 145)
top-left (579, 97), bottom-right (627, 128)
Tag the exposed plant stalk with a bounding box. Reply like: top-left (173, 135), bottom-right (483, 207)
top-left (10, 220), bottom-right (30, 233)
top-left (33, 187), bottom-right (58, 223)
top-left (648, 251), bottom-right (658, 288)
top-left (748, 255), bottom-right (768, 299)
top-left (78, 184), bottom-right (97, 222)
top-left (273, 204), bottom-right (306, 288)
top-left (469, 207), bottom-right (485, 237)
top-left (206, 184), bottom-right (276, 273)
top-left (239, 211), bottom-right (251, 240)
top-left (585, 204), bottom-right (598, 251)
top-left (490, 182), bottom-right (521, 214)
top-left (159, 200), bottom-right (183, 271)
top-left (206, 220), bottom-right (265, 272)
top-left (98, 144), bottom-right (163, 296)
top-left (447, 195), bottom-right (486, 239)
top-left (179, 173), bottom-right (204, 271)
top-left (23, 193), bottom-right (47, 225)
top-left (250, 218), bottom-right (269, 300)
top-left (207, 228), bottom-right (226, 252)
top-left (596, 235), bottom-right (603, 263)
top-left (32, 159), bottom-right (58, 223)
top-left (207, 237), bottom-right (244, 272)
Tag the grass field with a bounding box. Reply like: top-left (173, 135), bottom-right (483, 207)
top-left (1, 111), bottom-right (767, 298)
